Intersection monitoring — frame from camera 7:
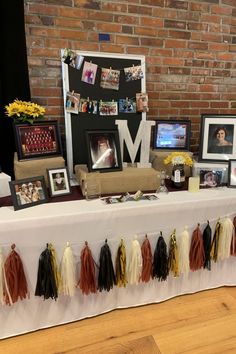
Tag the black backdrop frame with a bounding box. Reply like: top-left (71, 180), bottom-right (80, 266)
top-left (61, 51), bottom-right (146, 178)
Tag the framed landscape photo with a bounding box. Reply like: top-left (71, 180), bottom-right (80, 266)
top-left (85, 129), bottom-right (122, 173)
top-left (199, 114), bottom-right (236, 163)
top-left (9, 176), bottom-right (48, 211)
top-left (228, 160), bottom-right (236, 188)
top-left (14, 121), bottom-right (62, 160)
top-left (47, 167), bottom-right (71, 197)
top-left (153, 120), bottom-right (191, 150)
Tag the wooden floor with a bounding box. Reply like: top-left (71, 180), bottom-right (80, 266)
top-left (1, 287), bottom-right (236, 354)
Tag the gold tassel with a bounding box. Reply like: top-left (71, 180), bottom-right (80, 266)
top-left (48, 243), bottom-right (61, 293)
top-left (168, 230), bottom-right (179, 277)
top-left (210, 220), bottom-right (222, 262)
top-left (115, 239), bottom-right (127, 287)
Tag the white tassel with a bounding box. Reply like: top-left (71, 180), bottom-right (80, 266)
top-left (127, 237), bottom-right (142, 285)
top-left (0, 248), bottom-right (5, 305)
top-left (179, 226), bottom-right (190, 275)
top-left (218, 217), bottom-right (234, 260)
top-left (60, 242), bottom-right (76, 297)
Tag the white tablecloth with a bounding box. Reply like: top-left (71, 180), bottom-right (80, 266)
top-left (0, 187), bottom-right (236, 339)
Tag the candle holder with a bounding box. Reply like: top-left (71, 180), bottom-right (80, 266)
top-left (156, 170), bottom-right (169, 194)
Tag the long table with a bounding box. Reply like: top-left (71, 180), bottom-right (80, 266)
top-left (0, 187), bottom-right (236, 339)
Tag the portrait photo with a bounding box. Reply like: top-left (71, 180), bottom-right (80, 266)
top-left (85, 129), bottom-right (122, 172)
top-left (47, 167), bottom-right (71, 197)
top-left (9, 176), bottom-right (48, 210)
top-left (81, 61), bottom-right (98, 85)
top-left (65, 91), bottom-right (80, 114)
top-left (199, 114), bottom-right (236, 163)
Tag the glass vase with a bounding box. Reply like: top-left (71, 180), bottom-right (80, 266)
top-left (171, 164), bottom-right (185, 189)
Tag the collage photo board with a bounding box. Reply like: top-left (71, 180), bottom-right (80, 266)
top-left (62, 51), bottom-right (146, 177)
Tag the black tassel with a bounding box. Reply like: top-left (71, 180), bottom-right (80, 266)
top-left (98, 239), bottom-right (116, 292)
top-left (203, 221), bottom-right (212, 270)
top-left (153, 233), bottom-right (169, 281)
top-left (35, 244), bottom-right (58, 300)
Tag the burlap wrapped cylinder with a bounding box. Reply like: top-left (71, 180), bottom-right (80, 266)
top-left (149, 149), bottom-right (193, 177)
top-left (14, 153), bottom-right (65, 186)
top-left (75, 164), bottom-right (160, 196)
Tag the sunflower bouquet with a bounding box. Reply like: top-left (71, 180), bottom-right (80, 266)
top-left (5, 99), bottom-right (45, 124)
top-left (164, 152), bottom-right (193, 167)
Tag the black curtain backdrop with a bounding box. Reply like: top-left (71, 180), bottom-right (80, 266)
top-left (0, 1), bottom-right (30, 178)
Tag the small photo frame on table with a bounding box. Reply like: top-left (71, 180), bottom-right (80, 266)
top-left (228, 160), bottom-right (236, 188)
top-left (9, 176), bottom-right (48, 211)
top-left (14, 121), bottom-right (62, 161)
top-left (199, 169), bottom-right (224, 188)
top-left (199, 114), bottom-right (236, 163)
top-left (153, 120), bottom-right (191, 150)
top-left (47, 167), bottom-right (71, 197)
top-left (85, 129), bottom-right (122, 173)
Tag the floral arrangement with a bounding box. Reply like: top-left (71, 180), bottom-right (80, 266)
top-left (164, 152), bottom-right (193, 167)
top-left (5, 99), bottom-right (45, 124)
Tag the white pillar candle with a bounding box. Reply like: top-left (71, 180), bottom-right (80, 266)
top-left (188, 176), bottom-right (200, 192)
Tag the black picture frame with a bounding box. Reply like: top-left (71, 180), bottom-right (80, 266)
top-left (85, 129), bottom-right (123, 173)
top-left (199, 114), bottom-right (236, 163)
top-left (228, 159), bottom-right (236, 188)
top-left (14, 120), bottom-right (62, 160)
top-left (47, 167), bottom-right (71, 197)
top-left (9, 176), bottom-right (48, 211)
top-left (153, 120), bottom-right (191, 151)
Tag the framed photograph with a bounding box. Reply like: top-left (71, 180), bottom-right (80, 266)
top-left (199, 114), bottom-right (236, 163)
top-left (14, 121), bottom-right (62, 161)
top-left (228, 160), bottom-right (236, 187)
top-left (85, 129), bottom-right (122, 173)
top-left (199, 169), bottom-right (223, 188)
top-left (9, 176), bottom-right (48, 211)
top-left (47, 167), bottom-right (71, 197)
top-left (153, 120), bottom-right (191, 150)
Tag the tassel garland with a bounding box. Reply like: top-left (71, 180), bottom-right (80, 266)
top-left (179, 227), bottom-right (190, 275)
top-left (141, 235), bottom-right (152, 283)
top-left (168, 230), bottom-right (179, 277)
top-left (4, 244), bottom-right (28, 305)
top-left (60, 242), bottom-right (76, 297)
top-left (115, 239), bottom-right (127, 287)
top-left (127, 237), bottom-right (142, 285)
top-left (79, 241), bottom-right (97, 295)
top-left (189, 224), bottom-right (205, 271)
top-left (153, 233), bottom-right (169, 281)
top-left (203, 221), bottom-right (212, 271)
top-left (98, 239), bottom-right (116, 292)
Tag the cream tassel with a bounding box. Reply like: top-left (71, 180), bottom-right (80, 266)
top-left (127, 237), bottom-right (142, 285)
top-left (218, 217), bottom-right (234, 260)
top-left (60, 242), bottom-right (76, 297)
top-left (179, 226), bottom-right (190, 275)
top-left (0, 248), bottom-right (5, 305)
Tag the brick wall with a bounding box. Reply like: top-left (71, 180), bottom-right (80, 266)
top-left (24, 0), bottom-right (236, 153)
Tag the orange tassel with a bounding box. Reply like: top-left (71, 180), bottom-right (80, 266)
top-left (4, 244), bottom-right (29, 305)
top-left (189, 224), bottom-right (205, 271)
top-left (78, 242), bottom-right (97, 295)
top-left (141, 235), bottom-right (152, 283)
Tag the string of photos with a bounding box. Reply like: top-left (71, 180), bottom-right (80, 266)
top-left (1, 215), bottom-right (236, 306)
top-left (62, 48), bottom-right (149, 115)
